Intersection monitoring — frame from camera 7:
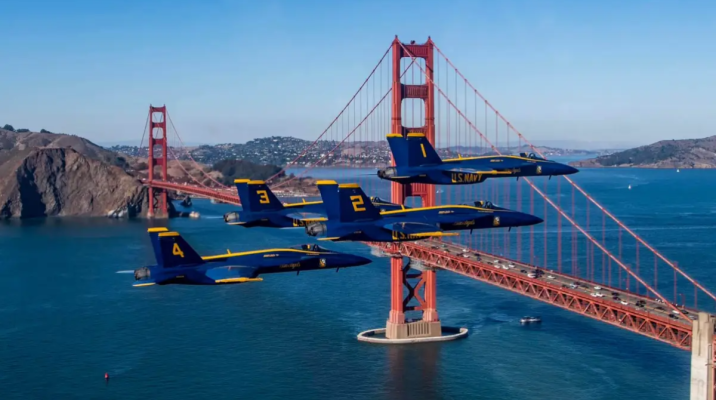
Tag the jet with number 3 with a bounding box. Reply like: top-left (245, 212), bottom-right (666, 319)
top-left (130, 227), bottom-right (372, 287)
top-left (301, 180), bottom-right (543, 242)
top-left (377, 133), bottom-right (578, 185)
top-left (223, 179), bottom-right (406, 228)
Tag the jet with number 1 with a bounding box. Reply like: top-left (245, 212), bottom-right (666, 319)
top-left (377, 133), bottom-right (579, 185)
top-left (130, 227), bottom-right (372, 287)
top-left (300, 180), bottom-right (543, 242)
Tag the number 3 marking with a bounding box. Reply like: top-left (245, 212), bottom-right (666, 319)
top-left (350, 195), bottom-right (366, 212)
top-left (173, 243), bottom-right (185, 258)
top-left (257, 190), bottom-right (270, 204)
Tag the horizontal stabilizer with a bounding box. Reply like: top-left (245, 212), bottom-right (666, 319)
top-left (285, 212), bottom-right (327, 222)
top-left (133, 280), bottom-right (156, 287)
top-left (383, 222), bottom-right (458, 237)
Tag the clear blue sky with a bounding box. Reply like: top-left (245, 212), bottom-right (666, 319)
top-left (1, 0), bottom-right (713, 148)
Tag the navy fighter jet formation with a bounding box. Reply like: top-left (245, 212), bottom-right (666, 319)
top-left (131, 131), bottom-right (578, 287)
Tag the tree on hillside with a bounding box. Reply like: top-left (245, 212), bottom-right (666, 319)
top-left (40, 129), bottom-right (53, 134)
top-left (2, 124), bottom-right (14, 131)
top-left (16, 129), bottom-right (30, 133)
top-left (212, 159), bottom-right (284, 186)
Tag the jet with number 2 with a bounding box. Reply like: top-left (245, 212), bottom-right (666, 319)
top-left (377, 133), bottom-right (579, 185)
top-left (223, 179), bottom-right (406, 228)
top-left (301, 180), bottom-right (543, 242)
top-left (130, 227), bottom-right (372, 287)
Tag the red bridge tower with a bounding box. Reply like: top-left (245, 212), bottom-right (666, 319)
top-left (147, 105), bottom-right (169, 218)
top-left (385, 37), bottom-right (441, 339)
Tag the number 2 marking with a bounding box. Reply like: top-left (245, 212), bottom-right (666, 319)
top-left (350, 195), bottom-right (366, 212)
top-left (257, 190), bottom-right (270, 204)
top-left (173, 243), bottom-right (185, 258)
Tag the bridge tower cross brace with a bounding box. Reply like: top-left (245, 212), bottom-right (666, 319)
top-left (386, 37), bottom-right (441, 339)
top-left (147, 105), bottom-right (169, 218)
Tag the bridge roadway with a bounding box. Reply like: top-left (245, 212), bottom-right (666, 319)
top-left (369, 239), bottom-right (707, 351)
top-left (146, 180), bottom-right (711, 350)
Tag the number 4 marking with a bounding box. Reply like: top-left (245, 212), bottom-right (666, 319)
top-left (173, 243), bottom-right (185, 258)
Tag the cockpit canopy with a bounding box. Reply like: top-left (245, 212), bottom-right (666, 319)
top-left (519, 152), bottom-right (546, 161)
top-left (295, 244), bottom-right (330, 252)
top-left (474, 200), bottom-right (498, 209)
top-left (370, 196), bottom-right (388, 204)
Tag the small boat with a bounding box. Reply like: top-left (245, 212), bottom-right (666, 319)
top-left (520, 316), bottom-right (541, 324)
top-left (677, 169), bottom-right (680, 173)
top-left (628, 185), bottom-right (632, 190)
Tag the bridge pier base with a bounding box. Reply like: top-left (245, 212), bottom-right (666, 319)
top-left (690, 312), bottom-right (715, 400)
top-left (358, 253), bottom-right (468, 344)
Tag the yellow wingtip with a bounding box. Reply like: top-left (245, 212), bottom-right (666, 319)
top-left (147, 227), bottom-right (169, 233)
top-left (316, 180), bottom-right (338, 185)
top-left (338, 183), bottom-right (360, 189)
top-left (234, 178), bottom-right (251, 183)
top-left (247, 180), bottom-right (265, 185)
top-left (386, 133), bottom-right (403, 138)
top-left (407, 132), bottom-right (425, 138)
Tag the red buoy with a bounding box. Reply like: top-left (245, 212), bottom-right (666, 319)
top-left (105, 373), bottom-right (109, 380)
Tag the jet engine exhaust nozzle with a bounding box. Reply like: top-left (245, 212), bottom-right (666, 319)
top-left (305, 222), bottom-right (327, 237)
top-left (134, 267), bottom-right (151, 281)
top-left (224, 211), bottom-right (240, 223)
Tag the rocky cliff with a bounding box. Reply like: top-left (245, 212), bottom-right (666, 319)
top-left (570, 135), bottom-right (716, 168)
top-left (0, 148), bottom-right (172, 219)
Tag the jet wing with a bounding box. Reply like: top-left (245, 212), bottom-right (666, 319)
top-left (444, 167), bottom-right (513, 176)
top-left (285, 212), bottom-right (327, 223)
top-left (205, 266), bottom-right (263, 283)
top-left (383, 222), bottom-right (458, 237)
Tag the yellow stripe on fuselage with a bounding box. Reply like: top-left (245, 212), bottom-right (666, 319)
top-left (202, 248), bottom-right (327, 261)
top-left (380, 204), bottom-right (511, 216)
top-left (283, 201), bottom-right (323, 208)
top-left (133, 282), bottom-right (156, 287)
top-left (442, 155), bottom-right (555, 163)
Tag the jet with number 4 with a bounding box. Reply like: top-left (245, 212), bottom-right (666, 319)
top-left (377, 133), bottom-right (578, 185)
top-left (130, 227), bottom-right (372, 287)
top-left (301, 180), bottom-right (543, 242)
top-left (223, 179), bottom-right (406, 228)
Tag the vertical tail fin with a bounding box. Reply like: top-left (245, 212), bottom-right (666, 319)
top-left (386, 134), bottom-right (410, 167)
top-left (387, 133), bottom-right (442, 167)
top-left (147, 228), bottom-right (205, 268)
top-left (337, 183), bottom-right (381, 222)
top-left (316, 180), bottom-right (340, 220)
top-left (235, 179), bottom-right (284, 212)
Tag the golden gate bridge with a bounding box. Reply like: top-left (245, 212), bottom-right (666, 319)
top-left (139, 37), bottom-right (715, 398)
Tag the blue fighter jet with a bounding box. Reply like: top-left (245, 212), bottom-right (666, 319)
top-left (301, 180), bottom-right (543, 242)
top-left (223, 179), bottom-right (406, 228)
top-left (377, 133), bottom-right (578, 185)
top-left (131, 227), bottom-right (372, 287)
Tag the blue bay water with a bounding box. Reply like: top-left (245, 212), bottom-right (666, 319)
top-left (1, 165), bottom-right (715, 399)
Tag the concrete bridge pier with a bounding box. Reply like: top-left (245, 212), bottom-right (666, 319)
top-left (690, 312), bottom-right (715, 400)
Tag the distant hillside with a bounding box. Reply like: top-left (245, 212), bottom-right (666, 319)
top-left (110, 136), bottom-right (608, 167)
top-left (570, 136), bottom-right (716, 169)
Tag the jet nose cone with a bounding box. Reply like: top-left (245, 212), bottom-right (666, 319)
top-left (528, 214), bottom-right (544, 226)
top-left (510, 212), bottom-right (543, 227)
top-left (353, 255), bottom-right (373, 266)
top-left (564, 165), bottom-right (579, 175)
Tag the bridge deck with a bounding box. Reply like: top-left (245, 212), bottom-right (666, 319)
top-left (370, 239), bottom-right (702, 351)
